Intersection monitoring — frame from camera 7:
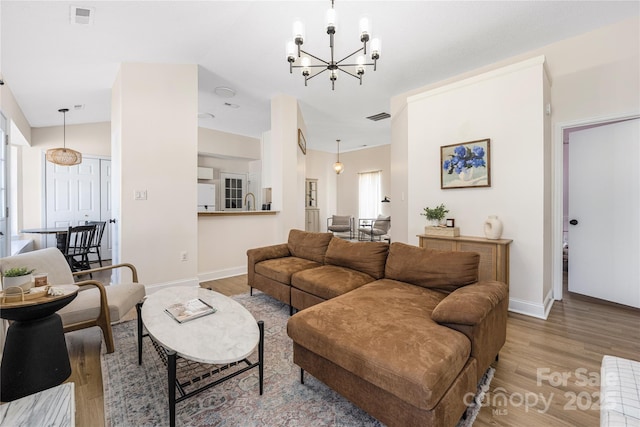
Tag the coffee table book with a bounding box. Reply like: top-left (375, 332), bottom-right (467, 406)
top-left (165, 298), bottom-right (216, 323)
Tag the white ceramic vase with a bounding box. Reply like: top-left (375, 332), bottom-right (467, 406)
top-left (458, 168), bottom-right (474, 181)
top-left (484, 215), bottom-right (503, 240)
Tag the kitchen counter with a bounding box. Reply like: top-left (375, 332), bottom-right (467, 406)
top-left (198, 211), bottom-right (279, 217)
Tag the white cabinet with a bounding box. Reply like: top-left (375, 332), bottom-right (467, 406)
top-left (305, 209), bottom-right (320, 232)
top-left (197, 167), bottom-right (214, 180)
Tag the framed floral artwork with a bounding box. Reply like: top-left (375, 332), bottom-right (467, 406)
top-left (441, 138), bottom-right (491, 189)
top-left (298, 129), bottom-right (307, 155)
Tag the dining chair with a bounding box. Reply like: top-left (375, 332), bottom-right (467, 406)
top-left (64, 224), bottom-right (96, 273)
top-left (85, 221), bottom-right (107, 267)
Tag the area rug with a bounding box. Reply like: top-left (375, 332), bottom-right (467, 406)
top-left (101, 291), bottom-right (494, 426)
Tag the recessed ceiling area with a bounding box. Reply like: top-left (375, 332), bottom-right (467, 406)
top-left (2, 1), bottom-right (638, 153)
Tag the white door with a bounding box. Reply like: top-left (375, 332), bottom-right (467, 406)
top-left (568, 119), bottom-right (640, 308)
top-left (46, 158), bottom-right (112, 260)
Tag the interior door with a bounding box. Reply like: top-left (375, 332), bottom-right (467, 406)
top-left (568, 118), bottom-right (639, 308)
top-left (46, 157), bottom-right (101, 248)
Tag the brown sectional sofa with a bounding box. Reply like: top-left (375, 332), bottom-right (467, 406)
top-left (247, 229), bottom-right (509, 427)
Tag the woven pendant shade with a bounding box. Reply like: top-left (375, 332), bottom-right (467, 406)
top-left (46, 148), bottom-right (82, 166)
top-left (46, 108), bottom-right (82, 166)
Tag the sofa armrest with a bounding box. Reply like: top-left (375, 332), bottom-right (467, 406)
top-left (247, 243), bottom-right (291, 286)
top-left (432, 280), bottom-right (508, 326)
top-left (73, 263), bottom-right (139, 283)
top-left (432, 280), bottom-right (509, 382)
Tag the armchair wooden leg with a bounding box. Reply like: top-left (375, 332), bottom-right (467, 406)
top-left (97, 314), bottom-right (115, 354)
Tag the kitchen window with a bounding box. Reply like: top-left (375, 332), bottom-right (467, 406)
top-left (221, 172), bottom-right (246, 210)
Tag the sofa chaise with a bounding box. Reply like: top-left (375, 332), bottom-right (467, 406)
top-left (247, 230), bottom-right (509, 427)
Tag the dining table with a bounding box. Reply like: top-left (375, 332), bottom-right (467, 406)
top-left (21, 227), bottom-right (69, 251)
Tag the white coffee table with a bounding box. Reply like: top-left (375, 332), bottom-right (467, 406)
top-left (140, 287), bottom-right (264, 427)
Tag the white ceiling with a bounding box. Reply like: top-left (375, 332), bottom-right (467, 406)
top-left (2, 1), bottom-right (638, 153)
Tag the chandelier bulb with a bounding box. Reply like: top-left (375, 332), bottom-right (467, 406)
top-left (286, 41), bottom-right (295, 61)
top-left (326, 8), bottom-right (336, 33)
top-left (371, 38), bottom-right (381, 59)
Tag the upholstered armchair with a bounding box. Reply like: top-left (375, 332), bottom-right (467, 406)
top-left (327, 215), bottom-right (354, 239)
top-left (358, 215), bottom-right (391, 242)
top-left (0, 248), bottom-right (145, 353)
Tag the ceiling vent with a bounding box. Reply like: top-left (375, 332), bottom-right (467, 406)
top-left (366, 112), bottom-right (390, 121)
top-left (70, 6), bottom-right (95, 25)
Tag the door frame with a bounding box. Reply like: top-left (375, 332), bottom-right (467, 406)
top-left (552, 112), bottom-right (640, 301)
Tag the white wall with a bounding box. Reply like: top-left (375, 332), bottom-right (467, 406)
top-left (112, 63), bottom-right (199, 288)
top-left (270, 94), bottom-right (306, 240)
top-left (198, 127), bottom-right (260, 159)
top-left (198, 214), bottom-right (280, 280)
top-left (406, 57), bottom-right (550, 318)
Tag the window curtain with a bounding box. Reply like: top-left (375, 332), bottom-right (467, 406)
top-left (359, 171), bottom-right (381, 219)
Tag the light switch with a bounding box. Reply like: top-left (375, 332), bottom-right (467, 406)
top-left (134, 190), bottom-right (147, 200)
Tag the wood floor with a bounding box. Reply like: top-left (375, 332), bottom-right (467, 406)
top-left (66, 275), bottom-right (639, 427)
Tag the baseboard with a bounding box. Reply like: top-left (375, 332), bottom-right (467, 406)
top-left (198, 266), bottom-right (247, 283)
top-left (144, 277), bottom-right (200, 294)
top-left (509, 294), bottom-right (555, 320)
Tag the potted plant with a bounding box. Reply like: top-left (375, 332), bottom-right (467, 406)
top-left (421, 204), bottom-right (449, 226)
top-left (2, 267), bottom-right (35, 293)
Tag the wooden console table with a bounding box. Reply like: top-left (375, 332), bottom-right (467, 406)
top-left (417, 234), bottom-right (512, 285)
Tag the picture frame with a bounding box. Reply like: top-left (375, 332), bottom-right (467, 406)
top-left (298, 129), bottom-right (307, 155)
top-left (441, 138), bottom-right (491, 189)
top-left (446, 218), bottom-right (455, 228)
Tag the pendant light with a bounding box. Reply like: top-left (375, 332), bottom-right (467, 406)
top-left (46, 108), bottom-right (82, 166)
top-left (333, 139), bottom-right (344, 174)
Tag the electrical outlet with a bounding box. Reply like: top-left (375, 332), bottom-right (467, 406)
top-left (180, 251), bottom-right (188, 262)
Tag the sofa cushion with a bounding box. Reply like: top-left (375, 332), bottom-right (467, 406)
top-left (287, 279), bottom-right (471, 411)
top-left (324, 238), bottom-right (389, 279)
top-left (291, 265), bottom-right (375, 300)
top-left (432, 280), bottom-right (508, 326)
top-left (287, 229), bottom-right (333, 264)
top-left (58, 282), bottom-right (146, 324)
top-left (385, 242), bottom-right (479, 292)
top-left (255, 257), bottom-right (321, 285)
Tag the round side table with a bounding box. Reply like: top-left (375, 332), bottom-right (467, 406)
top-left (0, 285), bottom-right (78, 402)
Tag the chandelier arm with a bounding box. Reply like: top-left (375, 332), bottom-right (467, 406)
top-left (339, 63), bottom-right (375, 67)
top-left (337, 68), bottom-right (362, 80)
top-left (335, 47), bottom-right (365, 65)
top-left (299, 49), bottom-right (330, 65)
top-left (292, 64), bottom-right (330, 69)
top-left (305, 68), bottom-right (329, 81)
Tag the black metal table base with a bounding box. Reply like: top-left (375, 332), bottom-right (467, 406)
top-left (138, 311), bottom-right (264, 427)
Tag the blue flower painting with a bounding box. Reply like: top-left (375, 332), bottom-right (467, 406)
top-left (440, 139), bottom-right (491, 189)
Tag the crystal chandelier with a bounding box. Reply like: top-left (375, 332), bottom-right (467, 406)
top-left (46, 108), bottom-right (82, 166)
top-left (286, 0), bottom-right (381, 90)
top-left (333, 139), bottom-right (344, 174)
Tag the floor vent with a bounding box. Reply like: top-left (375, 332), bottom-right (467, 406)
top-left (70, 6), bottom-right (95, 25)
top-left (366, 112), bottom-right (391, 121)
